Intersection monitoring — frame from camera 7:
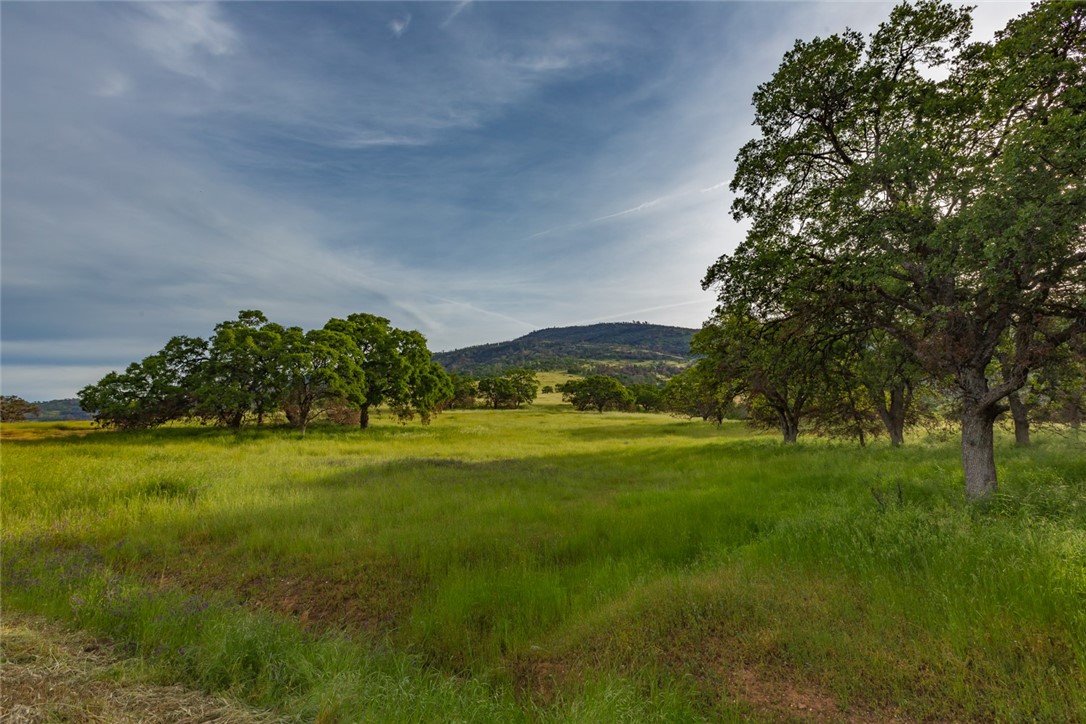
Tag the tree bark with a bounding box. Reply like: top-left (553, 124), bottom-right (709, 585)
top-left (1067, 395), bottom-right (1082, 434)
top-left (778, 412), bottom-right (799, 443)
top-left (1007, 390), bottom-right (1030, 447)
top-left (958, 364), bottom-right (1018, 503)
top-left (359, 404), bottom-right (371, 430)
top-left (871, 382), bottom-right (909, 447)
top-left (961, 404), bottom-right (999, 502)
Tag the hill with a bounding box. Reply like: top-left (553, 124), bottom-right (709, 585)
top-left (28, 398), bottom-right (93, 422)
top-left (433, 322), bottom-right (696, 381)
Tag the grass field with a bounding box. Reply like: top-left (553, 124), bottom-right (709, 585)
top-left (2, 403), bottom-right (1084, 721)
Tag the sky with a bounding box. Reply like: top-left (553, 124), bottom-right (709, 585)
top-left (1, 1), bottom-right (1029, 401)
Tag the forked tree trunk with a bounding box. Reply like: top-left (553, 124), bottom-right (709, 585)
top-left (778, 412), bottom-right (799, 444)
top-left (870, 382), bottom-right (910, 447)
top-left (1007, 391), bottom-right (1031, 447)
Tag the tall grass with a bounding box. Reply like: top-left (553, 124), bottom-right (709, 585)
top-left (2, 409), bottom-right (1083, 720)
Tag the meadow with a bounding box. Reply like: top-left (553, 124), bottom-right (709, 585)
top-left (2, 396), bottom-right (1085, 721)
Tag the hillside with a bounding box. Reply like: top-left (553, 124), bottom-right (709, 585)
top-left (28, 399), bottom-right (93, 422)
top-left (433, 322), bottom-right (696, 380)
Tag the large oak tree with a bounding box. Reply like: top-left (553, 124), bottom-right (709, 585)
top-left (705, 1), bottom-right (1085, 500)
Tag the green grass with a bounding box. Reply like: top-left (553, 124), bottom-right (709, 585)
top-left (2, 409), bottom-right (1084, 721)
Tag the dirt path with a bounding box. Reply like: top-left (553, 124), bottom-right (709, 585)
top-left (0, 611), bottom-right (285, 723)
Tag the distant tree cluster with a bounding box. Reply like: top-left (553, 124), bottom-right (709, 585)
top-left (78, 311), bottom-right (452, 434)
top-left (477, 369), bottom-right (539, 409)
top-left (562, 375), bottom-right (634, 413)
top-left (695, 1), bottom-right (1085, 500)
top-left (558, 376), bottom-right (666, 414)
top-left (0, 396), bottom-right (41, 422)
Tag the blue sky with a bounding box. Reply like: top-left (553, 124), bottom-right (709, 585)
top-left (1, 1), bottom-right (1027, 401)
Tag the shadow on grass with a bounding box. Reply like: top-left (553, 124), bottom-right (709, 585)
top-left (5, 430), bottom-right (1086, 721)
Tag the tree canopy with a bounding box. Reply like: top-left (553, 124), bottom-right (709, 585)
top-left (477, 369), bottom-right (539, 409)
top-left (704, 1), bottom-right (1086, 500)
top-left (79, 311), bottom-right (449, 431)
top-left (0, 396), bottom-right (41, 422)
top-left (562, 375), bottom-right (635, 413)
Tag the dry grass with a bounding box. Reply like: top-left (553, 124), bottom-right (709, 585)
top-left (0, 611), bottom-right (285, 723)
top-left (0, 422), bottom-right (101, 442)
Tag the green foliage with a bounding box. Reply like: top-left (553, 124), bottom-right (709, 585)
top-left (691, 314), bottom-right (827, 442)
top-left (324, 314), bottom-right (450, 428)
top-left (0, 395), bottom-right (41, 422)
top-left (395, 330), bottom-right (453, 424)
top-left (444, 373), bottom-right (479, 409)
top-left (194, 311), bottom-right (284, 429)
top-left (78, 311), bottom-right (450, 432)
top-left (562, 375), bottom-right (635, 413)
top-left (477, 369), bottom-right (539, 409)
top-left (661, 361), bottom-right (736, 424)
top-left (78, 335), bottom-right (207, 430)
top-left (280, 328), bottom-right (366, 434)
top-left (627, 383), bottom-right (664, 412)
top-left (705, 1), bottom-right (1086, 496)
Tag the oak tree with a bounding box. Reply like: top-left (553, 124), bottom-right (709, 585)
top-left (706, 1), bottom-right (1086, 499)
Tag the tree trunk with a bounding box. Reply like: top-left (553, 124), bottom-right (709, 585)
top-left (1007, 391), bottom-right (1030, 447)
top-left (872, 382), bottom-right (908, 447)
top-left (1067, 396), bottom-right (1082, 434)
top-left (888, 419), bottom-right (905, 447)
top-left (778, 412), bottom-right (799, 443)
top-left (359, 404), bottom-right (371, 430)
top-left (961, 404), bottom-right (998, 502)
top-left (229, 411), bottom-right (244, 430)
top-left (297, 402), bottom-right (311, 434)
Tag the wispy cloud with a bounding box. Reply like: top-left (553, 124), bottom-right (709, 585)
top-left (591, 195), bottom-right (672, 223)
top-left (133, 2), bottom-right (237, 80)
top-left (441, 1), bottom-right (473, 29)
top-left (1, 1), bottom-right (1033, 399)
top-left (388, 13), bottom-right (411, 38)
top-left (429, 296), bottom-right (539, 333)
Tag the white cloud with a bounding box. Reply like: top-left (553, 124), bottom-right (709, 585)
top-left (133, 2), bottom-right (237, 79)
top-left (1, 1), bottom-right (1038, 400)
top-left (441, 1), bottom-right (473, 29)
top-left (388, 14), bottom-right (411, 38)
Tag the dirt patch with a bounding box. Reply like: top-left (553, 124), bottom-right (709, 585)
top-left (0, 611), bottom-right (284, 723)
top-left (235, 565), bottom-right (421, 635)
top-left (148, 551), bottom-right (424, 639)
top-left (724, 665), bottom-right (867, 723)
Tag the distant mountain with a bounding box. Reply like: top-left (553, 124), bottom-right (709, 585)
top-left (434, 322), bottom-right (697, 382)
top-left (29, 398), bottom-right (93, 422)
